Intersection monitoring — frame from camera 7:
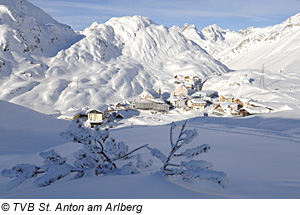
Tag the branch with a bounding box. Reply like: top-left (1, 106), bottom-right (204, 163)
top-left (163, 120), bottom-right (189, 171)
top-left (174, 144), bottom-right (210, 159)
top-left (173, 120), bottom-right (188, 150)
top-left (118, 144), bottom-right (148, 160)
top-left (170, 122), bottom-right (175, 148)
top-left (95, 139), bottom-right (117, 169)
top-left (164, 163), bottom-right (180, 167)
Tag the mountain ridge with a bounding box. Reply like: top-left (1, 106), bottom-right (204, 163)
top-left (177, 12), bottom-right (300, 74)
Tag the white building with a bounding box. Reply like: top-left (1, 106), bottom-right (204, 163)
top-left (86, 105), bottom-right (109, 128)
top-left (134, 98), bottom-right (169, 113)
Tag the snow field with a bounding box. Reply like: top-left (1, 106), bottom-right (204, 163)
top-left (1, 99), bottom-right (300, 198)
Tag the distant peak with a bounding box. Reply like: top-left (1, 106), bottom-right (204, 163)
top-left (178, 23), bottom-right (198, 33)
top-left (203, 24), bottom-right (224, 32)
top-left (201, 24), bottom-right (227, 42)
top-left (106, 15), bottom-right (156, 27)
top-left (282, 12), bottom-right (300, 25)
top-left (0, 0), bottom-right (61, 26)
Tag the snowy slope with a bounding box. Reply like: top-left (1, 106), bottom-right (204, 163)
top-left (1, 113), bottom-right (300, 198)
top-left (0, 0), bottom-right (300, 201)
top-left (0, 99), bottom-right (70, 155)
top-left (178, 13), bottom-right (300, 76)
top-left (204, 69), bottom-right (300, 107)
top-left (217, 13), bottom-right (300, 75)
top-left (1, 12), bottom-right (229, 113)
top-left (0, 0), bottom-right (81, 112)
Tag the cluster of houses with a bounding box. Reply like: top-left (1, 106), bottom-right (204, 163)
top-left (132, 75), bottom-right (215, 113)
top-left (66, 75), bottom-right (274, 128)
top-left (214, 95), bottom-right (273, 116)
top-left (66, 103), bottom-right (128, 128)
top-left (134, 88), bottom-right (274, 116)
top-left (174, 75), bottom-right (201, 90)
top-left (132, 85), bottom-right (219, 113)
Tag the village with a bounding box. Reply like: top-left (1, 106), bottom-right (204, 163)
top-left (64, 74), bottom-right (274, 128)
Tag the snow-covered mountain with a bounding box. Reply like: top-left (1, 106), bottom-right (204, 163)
top-left (0, 0), bottom-right (81, 112)
top-left (0, 0), bottom-right (228, 113)
top-left (177, 23), bottom-right (243, 58)
top-left (0, 0), bottom-right (78, 57)
top-left (177, 13), bottom-right (300, 75)
top-left (1, 0), bottom-right (300, 114)
top-left (217, 13), bottom-right (300, 75)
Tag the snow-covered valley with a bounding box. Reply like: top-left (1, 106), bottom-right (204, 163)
top-left (0, 0), bottom-right (300, 200)
top-left (1, 99), bottom-right (300, 198)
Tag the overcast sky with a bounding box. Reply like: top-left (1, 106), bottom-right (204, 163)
top-left (30, 0), bottom-right (300, 31)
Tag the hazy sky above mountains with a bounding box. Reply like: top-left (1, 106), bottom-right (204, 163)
top-left (30, 0), bottom-right (300, 31)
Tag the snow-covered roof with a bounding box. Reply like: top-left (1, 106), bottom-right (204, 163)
top-left (139, 89), bottom-right (159, 98)
top-left (238, 98), bottom-right (254, 103)
top-left (148, 98), bottom-right (165, 104)
top-left (191, 91), bottom-right (206, 97)
top-left (72, 111), bottom-right (87, 118)
top-left (220, 94), bottom-right (236, 99)
top-left (135, 100), bottom-right (152, 104)
top-left (191, 98), bottom-right (206, 104)
top-left (114, 112), bottom-right (125, 118)
top-left (86, 109), bottom-right (103, 114)
top-left (200, 90), bottom-right (218, 97)
top-left (87, 104), bottom-right (109, 114)
top-left (62, 107), bottom-right (88, 119)
top-left (248, 101), bottom-right (274, 110)
top-left (243, 107), bottom-right (270, 114)
top-left (219, 102), bottom-right (238, 109)
top-left (168, 96), bottom-right (187, 102)
top-left (139, 90), bottom-right (151, 98)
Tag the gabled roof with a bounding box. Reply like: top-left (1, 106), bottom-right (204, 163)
top-left (87, 104), bottom-right (109, 114)
top-left (214, 102), bottom-right (238, 113)
top-left (86, 109), bottom-right (102, 114)
top-left (139, 89), bottom-right (159, 99)
top-left (72, 111), bottom-right (88, 118)
top-left (236, 98), bottom-right (254, 103)
top-left (220, 102), bottom-right (238, 109)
